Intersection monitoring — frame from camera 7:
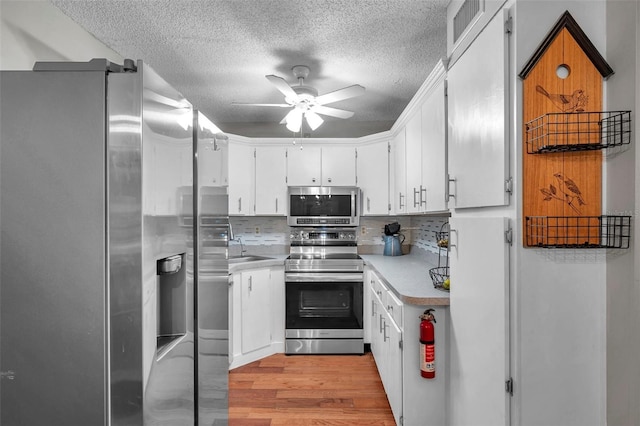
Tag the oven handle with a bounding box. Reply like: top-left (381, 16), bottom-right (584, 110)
top-left (285, 272), bottom-right (364, 282)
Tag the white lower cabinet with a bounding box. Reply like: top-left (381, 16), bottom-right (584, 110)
top-left (229, 265), bottom-right (285, 369)
top-left (240, 268), bottom-right (271, 353)
top-left (448, 216), bottom-right (510, 425)
top-left (369, 272), bottom-right (403, 426)
top-left (366, 268), bottom-right (447, 426)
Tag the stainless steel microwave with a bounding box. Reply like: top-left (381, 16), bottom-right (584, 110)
top-left (287, 186), bottom-right (360, 227)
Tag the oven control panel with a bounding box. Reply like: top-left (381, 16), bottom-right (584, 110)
top-left (290, 228), bottom-right (357, 246)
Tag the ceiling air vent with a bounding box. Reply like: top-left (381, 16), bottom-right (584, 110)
top-left (453, 0), bottom-right (481, 43)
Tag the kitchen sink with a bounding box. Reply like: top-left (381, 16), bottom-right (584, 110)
top-left (228, 255), bottom-right (273, 264)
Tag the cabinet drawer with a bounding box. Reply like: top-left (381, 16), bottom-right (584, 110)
top-left (385, 289), bottom-right (403, 327)
top-left (369, 272), bottom-right (386, 300)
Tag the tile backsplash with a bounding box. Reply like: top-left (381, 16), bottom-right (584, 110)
top-left (229, 215), bottom-right (449, 259)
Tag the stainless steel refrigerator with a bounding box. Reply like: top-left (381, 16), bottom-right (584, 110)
top-left (0, 59), bottom-right (229, 425)
top-left (190, 112), bottom-right (230, 426)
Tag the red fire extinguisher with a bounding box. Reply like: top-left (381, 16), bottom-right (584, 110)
top-left (419, 309), bottom-right (436, 379)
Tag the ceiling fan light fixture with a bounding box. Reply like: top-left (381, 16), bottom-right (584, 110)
top-left (285, 109), bottom-right (303, 133)
top-left (305, 110), bottom-right (324, 130)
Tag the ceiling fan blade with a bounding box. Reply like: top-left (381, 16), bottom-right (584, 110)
top-left (266, 75), bottom-right (299, 101)
top-left (314, 84), bottom-right (365, 105)
top-left (311, 105), bottom-right (355, 119)
top-left (232, 102), bottom-right (291, 107)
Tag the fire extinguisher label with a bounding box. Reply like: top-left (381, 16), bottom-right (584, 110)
top-left (420, 342), bottom-right (435, 374)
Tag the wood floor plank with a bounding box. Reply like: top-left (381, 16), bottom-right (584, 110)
top-left (229, 353), bottom-right (395, 425)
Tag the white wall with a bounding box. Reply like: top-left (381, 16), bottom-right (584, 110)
top-left (0, 0), bottom-right (123, 70)
top-left (513, 1), bottom-right (609, 425)
top-left (605, 2), bottom-right (640, 426)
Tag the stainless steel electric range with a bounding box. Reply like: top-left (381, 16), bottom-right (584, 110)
top-left (284, 228), bottom-right (364, 354)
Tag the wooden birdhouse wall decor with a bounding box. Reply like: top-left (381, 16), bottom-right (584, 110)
top-left (520, 11), bottom-right (631, 249)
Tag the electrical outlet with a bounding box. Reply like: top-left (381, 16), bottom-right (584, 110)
top-left (361, 226), bottom-right (367, 235)
top-left (254, 226), bottom-right (260, 234)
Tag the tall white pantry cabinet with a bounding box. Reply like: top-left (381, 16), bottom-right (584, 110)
top-left (445, 4), bottom-right (512, 425)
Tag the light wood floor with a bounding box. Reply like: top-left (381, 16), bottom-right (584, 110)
top-left (229, 353), bottom-right (396, 425)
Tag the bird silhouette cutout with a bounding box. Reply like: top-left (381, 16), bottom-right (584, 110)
top-left (536, 85), bottom-right (588, 112)
top-left (540, 173), bottom-right (586, 215)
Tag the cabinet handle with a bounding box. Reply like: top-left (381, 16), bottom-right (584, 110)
top-left (367, 197), bottom-right (371, 212)
top-left (399, 193), bottom-right (405, 209)
top-left (387, 305), bottom-right (393, 313)
top-left (383, 321), bottom-right (389, 342)
top-left (312, 177), bottom-right (316, 183)
top-left (413, 187), bottom-right (420, 207)
top-left (449, 228), bottom-right (458, 249)
top-left (328, 177), bottom-right (332, 183)
top-left (379, 314), bottom-right (385, 333)
top-left (238, 197), bottom-right (242, 213)
top-left (275, 198), bottom-right (278, 213)
top-left (420, 185), bottom-right (427, 207)
top-left (448, 174), bottom-right (456, 199)
top-left (371, 300), bottom-right (376, 317)
top-left (248, 276), bottom-right (252, 291)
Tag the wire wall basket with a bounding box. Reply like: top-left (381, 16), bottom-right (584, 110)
top-left (525, 111), bottom-right (631, 154)
top-left (525, 215), bottom-right (631, 248)
top-left (429, 221), bottom-right (450, 291)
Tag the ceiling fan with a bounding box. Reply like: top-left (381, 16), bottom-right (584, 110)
top-left (233, 65), bottom-right (365, 133)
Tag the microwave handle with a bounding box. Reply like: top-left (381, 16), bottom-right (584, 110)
top-left (351, 189), bottom-right (357, 217)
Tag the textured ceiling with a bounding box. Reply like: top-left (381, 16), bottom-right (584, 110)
top-left (50, 0), bottom-right (448, 138)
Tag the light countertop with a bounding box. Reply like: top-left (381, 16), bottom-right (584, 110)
top-left (360, 253), bottom-right (450, 306)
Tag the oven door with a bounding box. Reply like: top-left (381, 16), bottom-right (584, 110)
top-left (285, 272), bottom-right (364, 354)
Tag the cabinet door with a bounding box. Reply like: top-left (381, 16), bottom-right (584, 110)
top-left (321, 146), bottom-right (356, 186)
top-left (393, 129), bottom-right (407, 214)
top-left (240, 269), bottom-right (271, 354)
top-left (370, 284), bottom-right (384, 375)
top-left (405, 112), bottom-right (423, 213)
top-left (357, 142), bottom-right (389, 215)
top-left (228, 142), bottom-right (253, 215)
top-left (199, 138), bottom-right (227, 187)
top-left (448, 216), bottom-right (510, 426)
top-left (447, 9), bottom-right (509, 209)
top-left (422, 78), bottom-right (447, 212)
top-left (287, 145), bottom-right (321, 186)
top-left (255, 146), bottom-right (287, 215)
top-left (384, 313), bottom-right (403, 426)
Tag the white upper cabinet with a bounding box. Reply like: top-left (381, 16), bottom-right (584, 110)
top-left (199, 136), bottom-right (228, 187)
top-left (255, 145), bottom-right (287, 215)
top-left (393, 129), bottom-right (407, 214)
top-left (390, 59), bottom-right (447, 215)
top-left (228, 142), bottom-right (253, 215)
top-left (357, 141), bottom-right (390, 215)
top-left (287, 145), bottom-right (321, 186)
top-left (447, 9), bottom-right (510, 209)
top-left (287, 145), bottom-right (356, 187)
top-left (405, 111), bottom-right (423, 213)
top-left (321, 146), bottom-right (357, 186)
top-left (421, 77), bottom-right (447, 212)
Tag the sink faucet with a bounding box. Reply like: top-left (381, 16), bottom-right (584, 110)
top-left (236, 236), bottom-right (246, 257)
